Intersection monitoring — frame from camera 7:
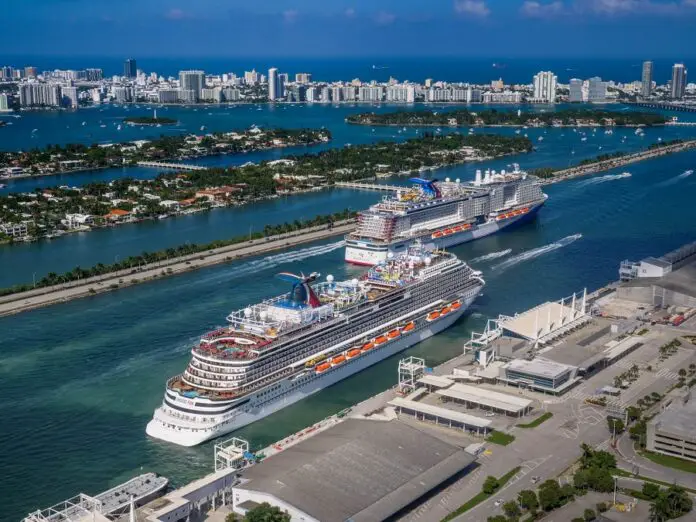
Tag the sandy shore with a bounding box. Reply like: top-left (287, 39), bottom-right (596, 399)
top-left (0, 221), bottom-right (356, 317)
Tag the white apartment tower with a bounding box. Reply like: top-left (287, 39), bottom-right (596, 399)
top-left (533, 71), bottom-right (557, 103)
top-left (268, 67), bottom-right (279, 101)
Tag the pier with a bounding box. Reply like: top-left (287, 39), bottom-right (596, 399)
top-left (136, 161), bottom-right (208, 171)
top-left (335, 181), bottom-right (403, 191)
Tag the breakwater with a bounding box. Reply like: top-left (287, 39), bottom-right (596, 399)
top-left (0, 220), bottom-right (356, 316)
top-left (542, 140), bottom-right (696, 185)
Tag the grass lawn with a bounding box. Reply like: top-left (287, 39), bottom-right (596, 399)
top-left (516, 412), bottom-right (553, 428)
top-left (441, 466), bottom-right (521, 522)
top-left (640, 451), bottom-right (696, 474)
top-left (487, 431), bottom-right (516, 446)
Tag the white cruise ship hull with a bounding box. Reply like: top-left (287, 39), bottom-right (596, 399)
top-left (146, 294), bottom-right (476, 447)
top-left (345, 200), bottom-right (545, 266)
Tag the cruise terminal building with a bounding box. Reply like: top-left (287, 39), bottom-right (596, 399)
top-left (231, 418), bottom-right (476, 521)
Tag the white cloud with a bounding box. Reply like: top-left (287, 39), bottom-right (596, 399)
top-left (454, 0), bottom-right (491, 17)
top-left (580, 0), bottom-right (688, 14)
top-left (283, 9), bottom-right (298, 23)
top-left (520, 1), bottom-right (565, 17)
top-left (374, 11), bottom-right (396, 25)
top-left (164, 8), bottom-right (186, 20)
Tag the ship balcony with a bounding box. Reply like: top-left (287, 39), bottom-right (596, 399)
top-left (185, 366), bottom-right (245, 384)
top-left (190, 359), bottom-right (248, 375)
top-left (192, 344), bottom-right (260, 362)
top-left (182, 372), bottom-right (243, 390)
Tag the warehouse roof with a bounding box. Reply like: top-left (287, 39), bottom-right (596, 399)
top-left (436, 383), bottom-right (533, 414)
top-left (236, 418), bottom-right (476, 522)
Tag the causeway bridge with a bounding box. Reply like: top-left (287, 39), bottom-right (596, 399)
top-left (334, 181), bottom-right (403, 191)
top-left (137, 161), bottom-right (208, 171)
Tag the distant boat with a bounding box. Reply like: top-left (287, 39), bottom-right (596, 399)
top-left (200, 125), bottom-right (206, 131)
top-left (537, 136), bottom-right (544, 141)
top-left (31, 128), bottom-right (38, 133)
top-left (515, 129), bottom-right (521, 134)
top-left (100, 124), bottom-right (106, 128)
top-left (81, 121), bottom-right (87, 126)
top-left (117, 124), bottom-right (122, 130)
top-left (581, 137), bottom-right (587, 142)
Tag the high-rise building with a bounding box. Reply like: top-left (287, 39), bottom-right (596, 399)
top-left (1, 66), bottom-right (13, 79)
top-left (24, 66), bottom-right (37, 78)
top-left (268, 67), bottom-right (279, 101)
top-left (295, 73), bottom-right (312, 84)
top-left (532, 71), bottom-right (557, 103)
top-left (569, 79), bottom-right (585, 103)
top-left (124, 59), bottom-right (137, 79)
top-left (0, 93), bottom-right (10, 111)
top-left (113, 86), bottom-right (134, 103)
top-left (671, 63), bottom-right (687, 99)
top-left (158, 89), bottom-right (179, 104)
top-left (62, 86), bottom-right (79, 108)
top-left (179, 70), bottom-right (205, 101)
top-left (244, 69), bottom-right (260, 85)
top-left (587, 77), bottom-right (607, 103)
top-left (641, 61), bottom-right (653, 98)
top-left (18, 83), bottom-right (62, 107)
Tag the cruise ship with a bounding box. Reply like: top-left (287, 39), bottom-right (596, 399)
top-left (146, 245), bottom-right (484, 446)
top-left (345, 164), bottom-right (548, 265)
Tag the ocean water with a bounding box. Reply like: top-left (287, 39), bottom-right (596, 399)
top-left (0, 56), bottom-right (684, 84)
top-left (1, 95), bottom-right (696, 520)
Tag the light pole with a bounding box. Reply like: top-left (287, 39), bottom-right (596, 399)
top-left (33, 272), bottom-right (36, 288)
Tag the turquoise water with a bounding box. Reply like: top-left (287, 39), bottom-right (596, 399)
top-left (2, 103), bottom-right (696, 521)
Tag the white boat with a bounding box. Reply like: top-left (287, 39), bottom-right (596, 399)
top-left (146, 245), bottom-right (484, 446)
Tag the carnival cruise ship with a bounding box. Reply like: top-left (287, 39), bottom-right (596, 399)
top-left (345, 164), bottom-right (548, 265)
top-left (146, 245), bottom-right (484, 446)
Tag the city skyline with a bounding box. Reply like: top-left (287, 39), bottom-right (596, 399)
top-left (4, 0), bottom-right (696, 58)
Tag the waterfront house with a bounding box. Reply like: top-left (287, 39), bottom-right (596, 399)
top-left (104, 209), bottom-right (131, 223)
top-left (62, 213), bottom-right (94, 229)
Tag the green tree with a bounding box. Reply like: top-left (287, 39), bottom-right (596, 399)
top-left (482, 475), bottom-right (500, 495)
top-left (503, 500), bottom-right (521, 519)
top-left (679, 368), bottom-right (687, 378)
top-left (584, 508), bottom-right (596, 521)
top-left (518, 489), bottom-right (539, 512)
top-left (225, 514), bottom-right (241, 522)
top-left (596, 502), bottom-right (608, 513)
top-left (607, 416), bottom-right (625, 434)
top-left (642, 482), bottom-right (661, 500)
top-left (243, 503), bottom-right (291, 522)
top-left (626, 406), bottom-right (641, 422)
top-left (538, 480), bottom-right (562, 511)
top-left (487, 516), bottom-right (508, 522)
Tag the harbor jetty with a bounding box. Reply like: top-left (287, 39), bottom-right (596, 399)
top-left (0, 220), bottom-right (356, 317)
top-left (542, 139), bottom-right (696, 185)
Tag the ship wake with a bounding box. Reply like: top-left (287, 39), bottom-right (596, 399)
top-left (492, 234), bottom-right (582, 271)
top-left (657, 169), bottom-right (694, 187)
top-left (470, 249), bottom-right (512, 264)
top-left (228, 240), bottom-right (346, 281)
top-left (578, 172), bottom-right (632, 187)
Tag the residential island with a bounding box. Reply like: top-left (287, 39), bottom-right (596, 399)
top-left (0, 127), bottom-right (331, 179)
top-left (0, 133), bottom-right (531, 243)
top-left (346, 108), bottom-right (668, 128)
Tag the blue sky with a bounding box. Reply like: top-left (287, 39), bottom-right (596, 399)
top-left (3, 0), bottom-right (696, 58)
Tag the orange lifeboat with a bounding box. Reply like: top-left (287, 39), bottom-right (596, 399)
top-left (463, 224), bottom-right (472, 230)
top-left (362, 341), bottom-right (375, 351)
top-left (331, 355), bottom-right (346, 366)
top-left (522, 207), bottom-right (529, 212)
top-left (444, 228), bottom-right (454, 235)
top-left (427, 311), bottom-right (441, 322)
top-left (316, 362), bottom-right (331, 373)
top-left (440, 306), bottom-right (452, 316)
top-left (402, 321), bottom-right (415, 333)
top-left (451, 300), bottom-right (462, 310)
top-left (388, 329), bottom-right (401, 339)
top-left (433, 231), bottom-right (443, 239)
top-left (374, 335), bottom-right (388, 345)
top-left (347, 348), bottom-right (361, 359)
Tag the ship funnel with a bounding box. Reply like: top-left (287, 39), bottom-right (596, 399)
top-left (475, 170), bottom-right (482, 185)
